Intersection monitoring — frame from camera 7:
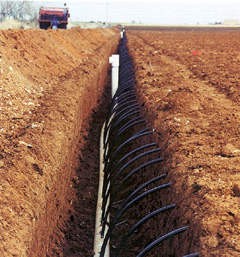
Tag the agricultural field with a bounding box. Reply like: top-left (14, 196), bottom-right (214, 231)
top-left (128, 30), bottom-right (240, 256)
top-left (0, 28), bottom-right (119, 256)
top-left (0, 25), bottom-right (240, 257)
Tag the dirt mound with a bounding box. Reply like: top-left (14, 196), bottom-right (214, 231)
top-left (0, 28), bottom-right (119, 256)
top-left (128, 30), bottom-right (240, 256)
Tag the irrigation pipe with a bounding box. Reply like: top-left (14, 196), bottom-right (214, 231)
top-left (94, 51), bottom-right (120, 257)
top-left (93, 122), bottom-right (110, 257)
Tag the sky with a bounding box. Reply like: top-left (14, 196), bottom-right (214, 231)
top-left (34, 0), bottom-right (240, 24)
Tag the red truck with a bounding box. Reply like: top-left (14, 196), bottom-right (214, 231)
top-left (38, 6), bottom-right (70, 29)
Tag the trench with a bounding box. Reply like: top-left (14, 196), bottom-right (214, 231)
top-left (49, 76), bottom-right (112, 257)
top-left (96, 35), bottom-right (199, 257)
top-left (47, 34), bottom-right (198, 257)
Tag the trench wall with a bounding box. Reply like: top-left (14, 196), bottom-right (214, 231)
top-left (0, 28), bottom-right (119, 256)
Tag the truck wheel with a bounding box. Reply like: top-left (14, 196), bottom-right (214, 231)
top-left (39, 22), bottom-right (49, 29)
top-left (59, 24), bottom-right (67, 29)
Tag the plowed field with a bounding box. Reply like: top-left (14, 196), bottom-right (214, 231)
top-left (0, 28), bottom-right (119, 256)
top-left (128, 30), bottom-right (240, 257)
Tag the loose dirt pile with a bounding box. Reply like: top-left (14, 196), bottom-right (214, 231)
top-left (0, 28), bottom-right (119, 256)
top-left (128, 30), bottom-right (240, 256)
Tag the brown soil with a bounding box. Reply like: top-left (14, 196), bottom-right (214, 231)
top-left (127, 30), bottom-right (240, 256)
top-left (0, 28), bottom-right (119, 256)
top-left (57, 83), bottom-right (112, 257)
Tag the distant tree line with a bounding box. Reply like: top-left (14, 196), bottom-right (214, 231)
top-left (0, 1), bottom-right (37, 22)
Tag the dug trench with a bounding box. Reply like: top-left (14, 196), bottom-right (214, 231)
top-left (0, 29), bottom-right (200, 257)
top-left (28, 34), bottom-right (192, 257)
top-left (50, 79), bottom-right (112, 257)
top-left (2, 28), bottom-right (236, 257)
